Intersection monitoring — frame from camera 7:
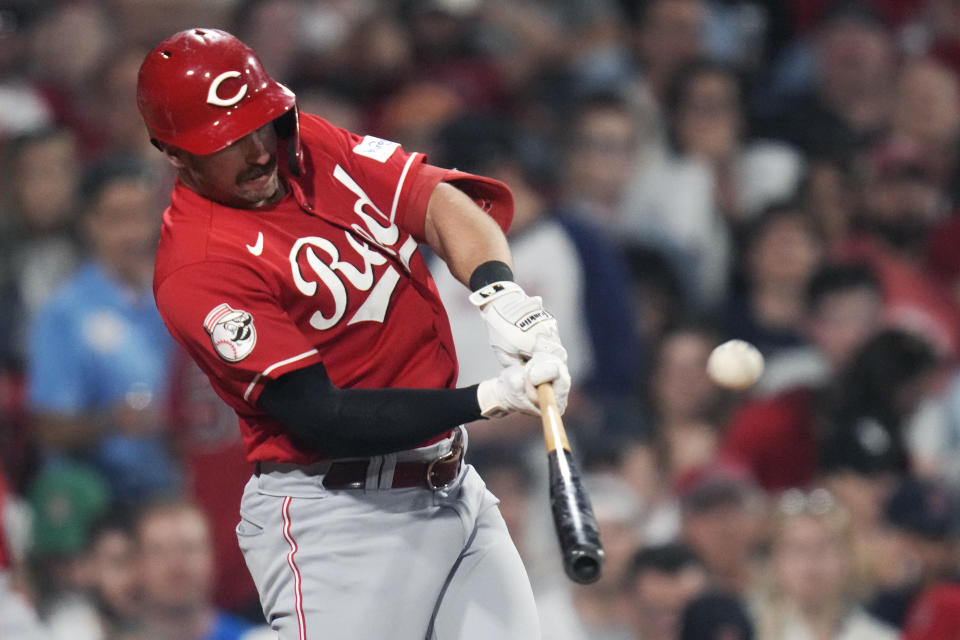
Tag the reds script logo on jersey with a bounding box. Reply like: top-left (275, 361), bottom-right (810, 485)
top-left (287, 164), bottom-right (418, 330)
top-left (204, 303), bottom-right (257, 362)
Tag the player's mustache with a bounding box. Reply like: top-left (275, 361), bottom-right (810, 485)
top-left (238, 157), bottom-right (276, 183)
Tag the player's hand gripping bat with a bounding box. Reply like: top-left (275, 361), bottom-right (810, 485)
top-left (537, 383), bottom-right (605, 584)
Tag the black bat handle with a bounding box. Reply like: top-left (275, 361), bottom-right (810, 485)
top-left (547, 448), bottom-right (605, 584)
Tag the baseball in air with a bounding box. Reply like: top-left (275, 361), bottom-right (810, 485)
top-left (707, 340), bottom-right (764, 390)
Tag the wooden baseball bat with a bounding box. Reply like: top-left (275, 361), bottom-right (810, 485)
top-left (537, 383), bottom-right (605, 584)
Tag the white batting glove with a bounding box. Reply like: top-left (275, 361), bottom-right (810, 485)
top-left (476, 340), bottom-right (571, 419)
top-left (469, 281), bottom-right (563, 366)
top-left (477, 364), bottom-right (539, 418)
top-left (526, 336), bottom-right (571, 415)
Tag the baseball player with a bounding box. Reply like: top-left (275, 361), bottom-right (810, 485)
top-left (137, 29), bottom-right (570, 639)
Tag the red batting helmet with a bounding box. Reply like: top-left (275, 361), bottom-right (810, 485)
top-left (137, 28), bottom-right (301, 168)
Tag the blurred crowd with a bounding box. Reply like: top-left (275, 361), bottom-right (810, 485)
top-left (1, 0), bottom-right (960, 639)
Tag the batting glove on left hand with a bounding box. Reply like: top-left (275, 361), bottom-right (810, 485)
top-left (477, 363), bottom-right (539, 419)
top-left (526, 336), bottom-right (571, 415)
top-left (469, 281), bottom-right (563, 367)
top-left (476, 337), bottom-right (571, 419)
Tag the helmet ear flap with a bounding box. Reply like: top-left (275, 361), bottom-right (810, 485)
top-left (274, 110), bottom-right (296, 138)
top-left (275, 109), bottom-right (302, 176)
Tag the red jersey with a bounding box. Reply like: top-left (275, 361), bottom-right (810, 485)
top-left (154, 114), bottom-right (512, 463)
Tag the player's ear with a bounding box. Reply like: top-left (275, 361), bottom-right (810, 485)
top-left (155, 140), bottom-right (188, 170)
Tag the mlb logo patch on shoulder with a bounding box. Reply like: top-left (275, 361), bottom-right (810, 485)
top-left (353, 135), bottom-right (400, 163)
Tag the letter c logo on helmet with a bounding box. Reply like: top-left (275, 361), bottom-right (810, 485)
top-left (207, 71), bottom-right (248, 107)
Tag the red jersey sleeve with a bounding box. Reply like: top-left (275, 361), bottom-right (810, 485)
top-left (156, 261), bottom-right (323, 407)
top-left (304, 114), bottom-right (513, 240)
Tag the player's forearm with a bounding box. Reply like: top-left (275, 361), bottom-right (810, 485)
top-left (423, 182), bottom-right (513, 287)
top-left (257, 362), bottom-right (481, 457)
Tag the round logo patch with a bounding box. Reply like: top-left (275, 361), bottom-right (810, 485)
top-left (203, 303), bottom-right (257, 362)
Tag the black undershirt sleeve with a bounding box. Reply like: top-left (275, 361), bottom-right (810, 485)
top-left (257, 361), bottom-right (482, 457)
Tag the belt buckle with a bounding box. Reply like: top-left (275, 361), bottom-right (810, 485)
top-left (426, 436), bottom-right (463, 491)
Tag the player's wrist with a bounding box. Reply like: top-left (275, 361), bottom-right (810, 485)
top-left (469, 279), bottom-right (558, 363)
top-left (477, 378), bottom-right (507, 419)
top-left (477, 365), bottom-right (542, 418)
top-left (468, 260), bottom-right (514, 292)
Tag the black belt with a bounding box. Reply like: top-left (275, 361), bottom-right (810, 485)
top-left (255, 430), bottom-right (464, 491)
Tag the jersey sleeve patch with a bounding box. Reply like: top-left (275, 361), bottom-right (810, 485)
top-left (352, 135), bottom-right (400, 163)
top-left (203, 303), bottom-right (257, 362)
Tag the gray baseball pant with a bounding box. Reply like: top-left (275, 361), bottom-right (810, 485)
top-left (236, 441), bottom-right (539, 639)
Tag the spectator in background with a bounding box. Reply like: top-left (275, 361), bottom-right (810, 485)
top-left (622, 63), bottom-right (804, 309)
top-left (132, 499), bottom-right (268, 640)
top-left (819, 330), bottom-right (940, 477)
top-left (0, 3), bottom-right (53, 140)
top-left (722, 328), bottom-right (939, 491)
top-left (632, 0), bottom-right (706, 106)
top-left (839, 137), bottom-right (960, 357)
top-left (664, 61), bottom-right (803, 226)
top-left (0, 460), bottom-right (51, 640)
top-left (614, 325), bottom-right (728, 549)
top-left (622, 246), bottom-right (685, 349)
top-left (1, 128), bottom-right (82, 357)
top-left (679, 590), bottom-right (754, 640)
top-left (26, 460), bottom-right (110, 621)
top-left (167, 350), bottom-right (257, 614)
top-left (561, 92), bottom-right (643, 226)
top-left (478, 0), bottom-right (626, 100)
top-left (331, 12), bottom-right (414, 128)
top-left (753, 488), bottom-right (897, 640)
top-left (888, 58), bottom-right (960, 208)
top-left (84, 513), bottom-right (140, 633)
top-left (799, 150), bottom-right (860, 251)
top-left (852, 141), bottom-right (947, 267)
top-left (816, 415), bottom-right (904, 600)
top-left (565, 474), bottom-right (646, 640)
top-left (27, 1), bottom-right (116, 159)
top-left (398, 0), bottom-right (505, 112)
top-left (615, 437), bottom-right (682, 548)
top-left (720, 203), bottom-right (824, 358)
top-left (622, 542), bottom-right (708, 640)
top-left (645, 323), bottom-right (728, 484)
top-left (756, 260), bottom-right (884, 395)
top-left (90, 47), bottom-right (158, 161)
top-left (678, 464), bottom-right (764, 597)
top-left (930, 372), bottom-right (960, 489)
top-left (44, 510), bottom-right (140, 640)
top-left (289, 80), bottom-right (363, 134)
top-left (866, 478), bottom-right (960, 629)
top-left (231, 0), bottom-right (305, 85)
top-left (769, 2), bottom-right (896, 156)
top-left (27, 157), bottom-right (177, 503)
